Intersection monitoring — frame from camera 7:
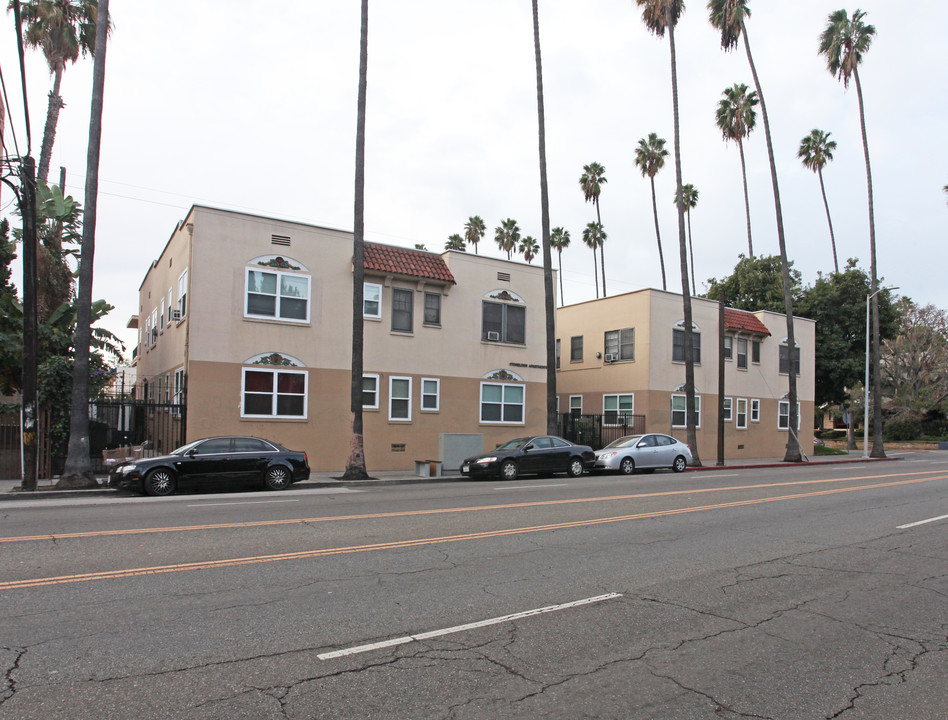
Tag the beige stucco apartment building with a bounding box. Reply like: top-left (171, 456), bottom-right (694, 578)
top-left (132, 206), bottom-right (551, 471)
top-left (555, 289), bottom-right (815, 461)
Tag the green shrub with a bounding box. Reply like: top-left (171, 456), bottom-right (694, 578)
top-left (884, 416), bottom-right (922, 442)
top-left (814, 444), bottom-right (848, 456)
top-left (819, 429), bottom-right (847, 440)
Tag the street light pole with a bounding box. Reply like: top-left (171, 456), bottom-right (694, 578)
top-left (863, 286), bottom-right (897, 459)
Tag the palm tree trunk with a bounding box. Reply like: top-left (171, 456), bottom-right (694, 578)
top-left (344, 0), bottom-right (370, 480)
top-left (649, 175), bottom-right (667, 291)
top-left (557, 250), bottom-right (564, 306)
top-left (740, 21), bottom-right (800, 462)
top-left (37, 65), bottom-right (65, 184)
top-left (667, 13), bottom-right (699, 465)
top-left (58, 0), bottom-right (109, 489)
top-left (595, 201), bottom-right (606, 297)
top-left (818, 168), bottom-right (839, 274)
top-left (686, 207), bottom-right (695, 295)
top-left (854, 68), bottom-right (884, 458)
top-left (592, 245), bottom-right (599, 298)
top-left (737, 138), bottom-right (754, 258)
top-left (532, 0), bottom-right (557, 435)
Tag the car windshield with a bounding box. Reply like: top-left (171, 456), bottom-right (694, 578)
top-left (169, 440), bottom-right (203, 456)
top-left (495, 437), bottom-right (531, 451)
top-left (603, 436), bottom-right (642, 449)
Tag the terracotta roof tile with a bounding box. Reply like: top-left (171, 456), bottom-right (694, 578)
top-left (363, 243), bottom-right (456, 284)
top-left (723, 308), bottom-right (771, 336)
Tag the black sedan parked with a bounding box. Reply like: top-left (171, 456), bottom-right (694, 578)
top-left (108, 436), bottom-right (310, 496)
top-left (460, 435), bottom-right (595, 480)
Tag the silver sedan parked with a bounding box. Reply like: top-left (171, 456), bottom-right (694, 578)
top-left (593, 433), bottom-right (692, 475)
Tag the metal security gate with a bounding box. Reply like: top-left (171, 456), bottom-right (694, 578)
top-left (558, 413), bottom-right (647, 450)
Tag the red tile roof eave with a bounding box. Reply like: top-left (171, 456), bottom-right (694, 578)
top-left (362, 242), bottom-right (456, 285)
top-left (723, 308), bottom-right (771, 337)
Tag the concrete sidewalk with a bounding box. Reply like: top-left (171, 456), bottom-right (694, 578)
top-left (0, 453), bottom-right (897, 500)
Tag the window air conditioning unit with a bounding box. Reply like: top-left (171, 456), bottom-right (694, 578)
top-left (172, 310), bottom-right (182, 321)
top-left (486, 331), bottom-right (500, 341)
top-left (604, 353), bottom-right (616, 363)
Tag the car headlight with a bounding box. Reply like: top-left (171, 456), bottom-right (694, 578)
top-left (119, 464), bottom-right (137, 475)
top-left (599, 452), bottom-right (617, 460)
top-left (475, 456), bottom-right (497, 464)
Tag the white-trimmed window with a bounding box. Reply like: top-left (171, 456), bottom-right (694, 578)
top-left (723, 335), bottom-right (733, 360)
top-left (480, 382), bottom-right (524, 424)
top-left (166, 289), bottom-right (173, 325)
top-left (364, 282), bottom-right (382, 319)
top-left (389, 376), bottom-right (412, 421)
top-left (159, 298), bottom-right (166, 334)
top-left (392, 288), bottom-right (413, 333)
top-left (423, 292), bottom-right (442, 326)
top-left (421, 378), bottom-right (440, 411)
top-left (569, 395), bottom-right (583, 416)
top-left (723, 397), bottom-right (733, 422)
top-left (778, 400), bottom-right (801, 430)
top-left (246, 268), bottom-right (310, 322)
top-left (362, 374), bottom-right (379, 409)
top-left (751, 398), bottom-right (761, 422)
top-left (177, 269), bottom-right (188, 317)
top-left (672, 393), bottom-right (701, 428)
top-left (150, 308), bottom-right (158, 345)
top-left (603, 393), bottom-right (634, 425)
top-left (604, 328), bottom-right (635, 362)
top-left (737, 338), bottom-right (748, 369)
top-left (242, 368), bottom-right (307, 418)
top-left (736, 398), bottom-right (748, 429)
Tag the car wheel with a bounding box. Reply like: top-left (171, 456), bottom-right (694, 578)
top-left (619, 457), bottom-right (635, 475)
top-left (567, 457), bottom-right (585, 477)
top-left (500, 460), bottom-right (519, 481)
top-left (143, 468), bottom-right (176, 496)
top-left (264, 465), bottom-right (291, 490)
top-left (672, 455), bottom-right (687, 473)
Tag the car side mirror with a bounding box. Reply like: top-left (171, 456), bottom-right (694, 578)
top-left (186, 448), bottom-right (198, 456)
top-left (637, 442), bottom-right (647, 448)
top-left (524, 445), bottom-right (534, 452)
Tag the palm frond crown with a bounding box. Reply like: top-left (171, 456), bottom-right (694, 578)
top-left (634, 133), bottom-right (668, 179)
top-left (707, 0), bottom-right (750, 51)
top-left (818, 8), bottom-right (875, 88)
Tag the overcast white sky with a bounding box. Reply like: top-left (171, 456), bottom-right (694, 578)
top-left (2, 1), bottom-right (945, 356)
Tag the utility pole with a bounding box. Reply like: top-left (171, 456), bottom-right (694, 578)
top-left (20, 156), bottom-right (38, 490)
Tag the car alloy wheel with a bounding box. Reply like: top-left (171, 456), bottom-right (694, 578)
top-left (144, 469), bottom-right (176, 496)
top-left (500, 460), bottom-right (519, 481)
top-left (619, 457), bottom-right (635, 475)
top-left (672, 455), bottom-right (687, 473)
top-left (567, 457), bottom-right (585, 477)
top-left (264, 466), bottom-right (290, 490)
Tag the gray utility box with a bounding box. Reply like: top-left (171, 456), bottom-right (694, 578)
top-left (439, 433), bottom-right (484, 473)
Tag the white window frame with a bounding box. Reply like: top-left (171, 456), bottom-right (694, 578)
top-left (166, 288), bottom-right (173, 325)
top-left (363, 282), bottom-right (382, 319)
top-left (723, 335), bottom-right (733, 360)
top-left (751, 398), bottom-right (761, 422)
top-left (671, 393), bottom-right (701, 429)
top-left (603, 393), bottom-right (634, 426)
top-left (159, 298), bottom-right (165, 334)
top-left (362, 373), bottom-right (379, 410)
top-left (241, 367), bottom-right (308, 419)
top-left (245, 267), bottom-right (311, 323)
top-left (737, 338), bottom-right (748, 369)
top-left (389, 376), bottom-right (412, 421)
top-left (177, 269), bottom-right (188, 318)
top-left (421, 377), bottom-right (440, 412)
top-left (569, 395), bottom-right (583, 416)
top-left (480, 382), bottom-right (525, 425)
top-left (778, 400), bottom-right (801, 430)
top-left (723, 397), bottom-right (733, 422)
top-left (736, 398), bottom-right (748, 429)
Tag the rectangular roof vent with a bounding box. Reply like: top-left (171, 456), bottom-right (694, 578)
top-left (497, 272), bottom-right (511, 282)
top-left (271, 234), bottom-right (291, 247)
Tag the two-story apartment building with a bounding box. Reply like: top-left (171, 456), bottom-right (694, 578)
top-left (131, 205), bottom-right (551, 471)
top-left (555, 289), bottom-right (815, 461)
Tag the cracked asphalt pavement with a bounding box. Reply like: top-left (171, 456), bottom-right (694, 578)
top-left (0, 454), bottom-right (946, 718)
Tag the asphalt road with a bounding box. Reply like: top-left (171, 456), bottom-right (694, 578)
top-left (1, 453), bottom-right (946, 719)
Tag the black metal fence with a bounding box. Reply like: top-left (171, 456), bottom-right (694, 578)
top-left (558, 413), bottom-right (647, 450)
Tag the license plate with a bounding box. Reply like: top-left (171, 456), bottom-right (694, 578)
top-left (461, 464), bottom-right (469, 473)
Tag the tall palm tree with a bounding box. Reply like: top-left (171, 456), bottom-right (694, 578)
top-left (444, 233), bottom-right (466, 251)
top-left (550, 226), bottom-right (570, 306)
top-left (464, 215), bottom-right (485, 255)
top-left (634, 132), bottom-right (669, 291)
top-left (532, 0), bottom-right (557, 434)
top-left (582, 222), bottom-right (606, 294)
top-left (579, 162), bottom-right (607, 297)
top-left (57, 0), bottom-right (107, 489)
top-left (15, 0), bottom-right (103, 184)
top-left (709, 0), bottom-right (800, 462)
top-left (637, 0), bottom-right (699, 465)
top-left (519, 235), bottom-right (539, 264)
top-left (343, 0), bottom-right (370, 480)
top-left (819, 8), bottom-right (882, 457)
top-left (494, 218), bottom-right (520, 260)
top-left (798, 128), bottom-right (839, 274)
top-left (675, 183), bottom-right (699, 295)
top-left (715, 83), bottom-right (758, 257)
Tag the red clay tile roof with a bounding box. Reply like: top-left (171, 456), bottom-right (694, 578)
top-left (724, 308), bottom-right (771, 336)
top-left (363, 243), bottom-right (456, 284)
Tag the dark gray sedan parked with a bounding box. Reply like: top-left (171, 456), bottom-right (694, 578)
top-left (108, 436), bottom-right (310, 496)
top-left (461, 435), bottom-right (595, 480)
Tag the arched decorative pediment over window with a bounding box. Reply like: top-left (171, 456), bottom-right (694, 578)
top-left (674, 319), bottom-right (700, 331)
top-left (484, 289), bottom-right (524, 304)
top-left (249, 255), bottom-right (309, 272)
top-left (778, 336), bottom-right (800, 346)
top-left (482, 369), bottom-right (524, 382)
top-left (245, 352), bottom-right (304, 367)
top-left (674, 383), bottom-right (700, 393)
